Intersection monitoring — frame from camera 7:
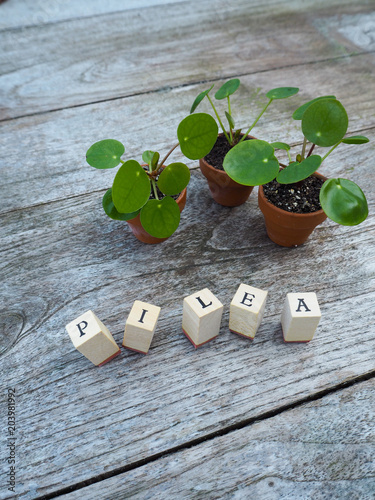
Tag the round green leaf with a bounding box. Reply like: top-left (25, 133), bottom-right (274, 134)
top-left (276, 155), bottom-right (322, 184)
top-left (190, 84), bottom-right (214, 114)
top-left (266, 87), bottom-right (299, 100)
top-left (214, 79), bottom-right (240, 100)
top-left (178, 113), bottom-right (218, 160)
top-left (102, 189), bottom-right (140, 221)
top-left (342, 135), bottom-right (370, 145)
top-left (112, 160), bottom-right (151, 213)
top-left (292, 96), bottom-right (336, 120)
top-left (223, 139), bottom-right (279, 186)
top-left (302, 99), bottom-right (348, 147)
top-left (86, 139), bottom-right (124, 169)
top-left (157, 162), bottom-right (190, 195)
top-left (271, 141), bottom-right (291, 151)
top-left (140, 197), bottom-right (181, 238)
top-left (319, 178), bottom-right (368, 226)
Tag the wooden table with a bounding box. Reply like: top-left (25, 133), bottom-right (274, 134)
top-left (1, 1), bottom-right (374, 498)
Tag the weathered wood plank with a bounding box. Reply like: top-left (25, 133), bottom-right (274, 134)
top-left (1, 1), bottom-right (375, 498)
top-left (1, 168), bottom-right (374, 498)
top-left (0, 0), bottom-right (188, 30)
top-left (58, 378), bottom-right (375, 500)
top-left (1, 54), bottom-right (374, 215)
top-left (1, 0), bottom-right (373, 119)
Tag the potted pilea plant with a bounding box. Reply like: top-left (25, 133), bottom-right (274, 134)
top-left (256, 96), bottom-right (369, 246)
top-left (190, 79), bottom-right (299, 206)
top-left (86, 113), bottom-right (218, 244)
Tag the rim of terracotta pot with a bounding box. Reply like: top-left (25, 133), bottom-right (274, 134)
top-left (126, 187), bottom-right (187, 244)
top-left (258, 172), bottom-right (328, 246)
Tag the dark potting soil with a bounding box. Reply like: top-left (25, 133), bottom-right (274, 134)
top-left (263, 176), bottom-right (324, 214)
top-left (204, 134), bottom-right (251, 171)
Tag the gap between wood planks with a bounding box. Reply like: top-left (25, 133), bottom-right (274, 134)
top-left (33, 369), bottom-right (375, 500)
top-left (0, 51), bottom-right (373, 124)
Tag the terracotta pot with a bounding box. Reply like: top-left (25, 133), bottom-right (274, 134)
top-left (258, 174), bottom-right (328, 247)
top-left (199, 134), bottom-right (255, 207)
top-left (126, 188), bottom-right (187, 244)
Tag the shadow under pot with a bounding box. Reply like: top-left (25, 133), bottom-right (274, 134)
top-left (199, 133), bottom-right (255, 207)
top-left (258, 173), bottom-right (328, 247)
top-left (126, 188), bottom-right (187, 244)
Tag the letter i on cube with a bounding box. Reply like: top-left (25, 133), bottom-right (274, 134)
top-left (229, 283), bottom-right (268, 339)
top-left (66, 310), bottom-right (120, 366)
top-left (182, 288), bottom-right (224, 347)
top-left (281, 292), bottom-right (321, 342)
top-left (123, 301), bottom-right (161, 354)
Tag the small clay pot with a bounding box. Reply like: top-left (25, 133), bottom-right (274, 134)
top-left (199, 134), bottom-right (255, 207)
top-left (126, 188), bottom-right (187, 244)
top-left (258, 174), bottom-right (328, 247)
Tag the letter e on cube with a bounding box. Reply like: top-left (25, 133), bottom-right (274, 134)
top-left (229, 283), bottom-right (268, 339)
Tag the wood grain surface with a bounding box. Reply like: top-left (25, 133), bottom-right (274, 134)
top-left (1, 0), bottom-right (374, 119)
top-left (0, 0), bottom-right (374, 498)
top-left (58, 378), bottom-right (375, 499)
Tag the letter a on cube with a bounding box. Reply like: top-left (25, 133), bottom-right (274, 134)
top-left (182, 288), bottom-right (224, 347)
top-left (281, 292), bottom-right (321, 342)
top-left (123, 301), bottom-right (161, 354)
top-left (66, 310), bottom-right (120, 366)
top-left (229, 283), bottom-right (268, 339)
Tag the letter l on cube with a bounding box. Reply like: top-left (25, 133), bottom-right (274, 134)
top-left (182, 288), bottom-right (224, 347)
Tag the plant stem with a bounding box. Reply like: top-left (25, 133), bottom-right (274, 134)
top-left (287, 150), bottom-right (292, 163)
top-left (227, 96), bottom-right (233, 142)
top-left (321, 141), bottom-right (342, 162)
top-left (157, 143), bottom-right (179, 173)
top-left (207, 94), bottom-right (231, 143)
top-left (301, 137), bottom-right (307, 159)
top-left (151, 179), bottom-right (159, 200)
top-left (307, 143), bottom-right (316, 157)
top-left (238, 98), bottom-right (273, 143)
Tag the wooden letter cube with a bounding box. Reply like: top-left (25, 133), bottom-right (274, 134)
top-left (281, 292), bottom-right (321, 342)
top-left (229, 283), bottom-right (268, 339)
top-left (66, 310), bottom-right (120, 366)
top-left (122, 300), bottom-right (161, 354)
top-left (182, 288), bottom-right (224, 348)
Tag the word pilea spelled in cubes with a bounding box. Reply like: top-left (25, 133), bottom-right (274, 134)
top-left (66, 286), bottom-right (322, 365)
